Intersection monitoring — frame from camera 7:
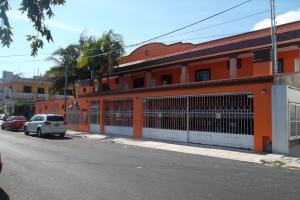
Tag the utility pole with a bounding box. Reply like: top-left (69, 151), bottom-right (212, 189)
top-left (64, 63), bottom-right (69, 119)
top-left (270, 0), bottom-right (278, 74)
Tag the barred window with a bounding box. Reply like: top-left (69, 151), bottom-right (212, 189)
top-left (81, 111), bottom-right (88, 125)
top-left (289, 103), bottom-right (300, 140)
top-left (90, 102), bottom-right (100, 124)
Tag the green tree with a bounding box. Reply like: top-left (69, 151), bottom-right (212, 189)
top-left (78, 30), bottom-right (125, 91)
top-left (46, 44), bottom-right (89, 98)
top-left (0, 0), bottom-right (66, 56)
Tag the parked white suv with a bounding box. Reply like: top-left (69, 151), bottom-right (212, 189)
top-left (24, 114), bottom-right (67, 138)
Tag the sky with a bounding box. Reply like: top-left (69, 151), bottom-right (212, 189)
top-left (0, 0), bottom-right (300, 78)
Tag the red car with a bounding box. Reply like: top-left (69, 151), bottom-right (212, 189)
top-left (1, 116), bottom-right (27, 131)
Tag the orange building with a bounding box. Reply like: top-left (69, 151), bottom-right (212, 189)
top-left (36, 21), bottom-right (300, 154)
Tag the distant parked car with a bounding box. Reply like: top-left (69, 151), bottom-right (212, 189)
top-left (24, 114), bottom-right (67, 138)
top-left (0, 114), bottom-right (5, 127)
top-left (1, 116), bottom-right (27, 131)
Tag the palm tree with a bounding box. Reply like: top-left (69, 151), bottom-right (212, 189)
top-left (78, 30), bottom-right (125, 91)
top-left (46, 44), bottom-right (89, 99)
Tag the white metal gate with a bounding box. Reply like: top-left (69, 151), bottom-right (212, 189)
top-left (104, 99), bottom-right (133, 136)
top-left (67, 105), bottom-right (80, 131)
top-left (143, 93), bottom-right (254, 149)
top-left (90, 102), bottom-right (100, 134)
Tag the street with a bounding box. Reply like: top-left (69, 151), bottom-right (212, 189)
top-left (0, 129), bottom-right (299, 200)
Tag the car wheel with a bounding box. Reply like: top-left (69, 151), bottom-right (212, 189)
top-left (1, 125), bottom-right (4, 130)
top-left (59, 133), bottom-right (65, 138)
top-left (37, 128), bottom-right (43, 138)
top-left (24, 127), bottom-right (29, 135)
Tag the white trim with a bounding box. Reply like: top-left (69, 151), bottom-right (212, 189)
top-left (105, 125), bottom-right (133, 136)
top-left (142, 128), bottom-right (253, 149)
top-left (189, 131), bottom-right (254, 149)
top-left (90, 124), bottom-right (100, 134)
top-left (143, 128), bottom-right (188, 142)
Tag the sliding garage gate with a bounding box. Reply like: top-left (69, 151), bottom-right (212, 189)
top-left (104, 99), bottom-right (133, 136)
top-left (143, 93), bottom-right (254, 149)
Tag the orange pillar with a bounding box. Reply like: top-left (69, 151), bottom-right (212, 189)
top-left (253, 85), bottom-right (272, 152)
top-left (100, 99), bottom-right (105, 134)
top-left (133, 96), bottom-right (143, 138)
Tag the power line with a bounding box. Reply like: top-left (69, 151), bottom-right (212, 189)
top-left (0, 0), bottom-right (255, 62)
top-left (161, 31), bottom-right (248, 44)
top-left (0, 31), bottom-right (247, 64)
top-left (0, 0), bottom-right (254, 60)
top-left (0, 52), bottom-right (52, 58)
top-left (127, 0), bottom-right (253, 47)
top-left (157, 10), bottom-right (269, 40)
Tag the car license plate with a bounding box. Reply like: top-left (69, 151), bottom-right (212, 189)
top-left (55, 123), bottom-right (60, 127)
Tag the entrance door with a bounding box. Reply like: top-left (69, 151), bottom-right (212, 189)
top-left (90, 102), bottom-right (100, 134)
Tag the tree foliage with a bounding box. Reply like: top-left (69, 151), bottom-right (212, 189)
top-left (78, 30), bottom-right (125, 91)
top-left (46, 44), bottom-right (89, 98)
top-left (0, 0), bottom-right (66, 56)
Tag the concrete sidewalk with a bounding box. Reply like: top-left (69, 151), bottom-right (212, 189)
top-left (66, 130), bottom-right (300, 170)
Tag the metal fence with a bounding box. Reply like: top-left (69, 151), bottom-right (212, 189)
top-left (90, 102), bottom-right (100, 124)
top-left (289, 103), bottom-right (300, 140)
top-left (143, 93), bottom-right (254, 135)
top-left (105, 99), bottom-right (133, 127)
top-left (67, 109), bottom-right (79, 124)
top-left (143, 97), bottom-right (187, 130)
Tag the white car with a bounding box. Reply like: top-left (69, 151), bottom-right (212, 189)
top-left (24, 114), bottom-right (67, 138)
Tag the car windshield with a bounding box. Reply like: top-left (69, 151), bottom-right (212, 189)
top-left (13, 116), bottom-right (26, 120)
top-left (47, 115), bottom-right (64, 121)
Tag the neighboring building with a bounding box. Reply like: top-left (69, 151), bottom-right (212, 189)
top-left (36, 21), bottom-right (300, 154)
top-left (0, 71), bottom-right (73, 119)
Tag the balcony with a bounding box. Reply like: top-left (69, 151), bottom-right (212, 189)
top-left (0, 92), bottom-right (73, 101)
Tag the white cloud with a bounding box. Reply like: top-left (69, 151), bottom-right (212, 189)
top-left (7, 10), bottom-right (83, 33)
top-left (253, 8), bottom-right (300, 30)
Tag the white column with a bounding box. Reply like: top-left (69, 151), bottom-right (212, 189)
top-left (180, 65), bottom-right (188, 83)
top-left (229, 57), bottom-right (237, 79)
top-left (295, 46), bottom-right (300, 72)
top-left (146, 71), bottom-right (152, 87)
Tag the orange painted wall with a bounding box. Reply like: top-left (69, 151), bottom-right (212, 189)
top-left (238, 57), bottom-right (253, 77)
top-left (120, 43), bottom-right (195, 64)
top-left (188, 60), bottom-right (229, 81)
top-left (278, 49), bottom-right (299, 73)
top-left (36, 81), bottom-right (272, 153)
top-left (151, 67), bottom-right (181, 86)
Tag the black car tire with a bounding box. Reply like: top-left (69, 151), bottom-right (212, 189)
top-left (24, 127), bottom-right (29, 135)
top-left (37, 128), bottom-right (43, 138)
top-left (1, 125), bottom-right (4, 130)
top-left (59, 133), bottom-right (65, 138)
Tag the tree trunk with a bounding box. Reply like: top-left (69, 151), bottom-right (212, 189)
top-left (72, 81), bottom-right (77, 99)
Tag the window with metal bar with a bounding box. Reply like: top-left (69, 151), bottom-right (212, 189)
top-left (105, 100), bottom-right (133, 127)
top-left (143, 93), bottom-right (254, 135)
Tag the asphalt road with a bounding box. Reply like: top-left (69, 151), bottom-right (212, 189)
top-left (0, 130), bottom-right (300, 200)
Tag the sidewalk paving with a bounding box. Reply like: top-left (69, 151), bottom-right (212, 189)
top-left (66, 130), bottom-right (300, 170)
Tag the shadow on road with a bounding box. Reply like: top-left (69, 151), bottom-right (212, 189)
top-left (30, 134), bottom-right (73, 140)
top-left (0, 188), bottom-right (9, 200)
